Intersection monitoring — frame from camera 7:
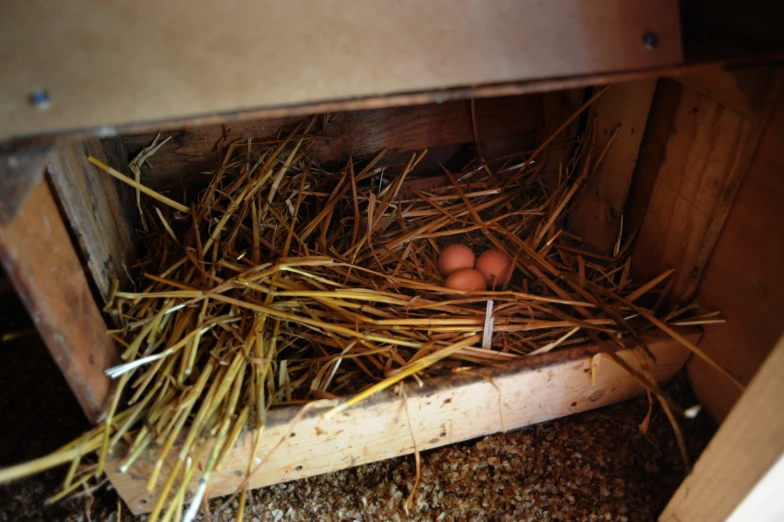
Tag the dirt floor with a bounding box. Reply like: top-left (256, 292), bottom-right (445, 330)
top-left (0, 286), bottom-right (716, 522)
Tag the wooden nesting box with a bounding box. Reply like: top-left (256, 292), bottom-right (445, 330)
top-left (1, 1), bottom-right (783, 520)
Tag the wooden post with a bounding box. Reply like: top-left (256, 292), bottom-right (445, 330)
top-left (0, 179), bottom-right (117, 423)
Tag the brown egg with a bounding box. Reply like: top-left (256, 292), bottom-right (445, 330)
top-left (476, 249), bottom-right (513, 288)
top-left (437, 244), bottom-right (476, 276)
top-left (445, 268), bottom-right (487, 291)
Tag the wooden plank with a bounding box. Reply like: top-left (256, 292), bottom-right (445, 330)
top-left (107, 329), bottom-right (697, 515)
top-left (568, 80), bottom-right (657, 255)
top-left (661, 332), bottom-right (784, 522)
top-left (686, 87), bottom-right (784, 420)
top-left (535, 88), bottom-right (586, 182)
top-left (47, 139), bottom-right (138, 304)
top-left (631, 72), bottom-right (784, 305)
top-left (122, 95), bottom-right (541, 189)
top-left (0, 180), bottom-right (117, 423)
top-left (622, 79), bottom-right (684, 240)
top-left (0, 0), bottom-right (682, 141)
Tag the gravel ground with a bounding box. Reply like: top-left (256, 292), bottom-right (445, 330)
top-left (0, 290), bottom-right (715, 522)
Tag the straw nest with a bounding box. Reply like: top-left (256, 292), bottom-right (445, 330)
top-left (0, 98), bottom-right (737, 522)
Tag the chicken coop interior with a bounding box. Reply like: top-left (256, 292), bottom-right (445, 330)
top-left (1, 2), bottom-right (783, 521)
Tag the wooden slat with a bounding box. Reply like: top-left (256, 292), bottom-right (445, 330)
top-left (535, 88), bottom-right (586, 182)
top-left (622, 79), bottom-right (684, 239)
top-left (107, 329), bottom-right (697, 515)
top-left (661, 332), bottom-right (784, 522)
top-left (47, 139), bottom-right (138, 304)
top-left (568, 80), bottom-right (657, 254)
top-left (0, 0), bottom-right (682, 140)
top-left (687, 86), bottom-right (784, 420)
top-left (122, 95), bottom-right (540, 189)
top-left (0, 181), bottom-right (117, 423)
top-left (631, 71), bottom-right (784, 305)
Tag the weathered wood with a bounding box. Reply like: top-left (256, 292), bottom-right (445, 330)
top-left (47, 139), bottom-right (138, 304)
top-left (631, 72), bottom-right (784, 305)
top-left (108, 329), bottom-right (697, 515)
top-left (535, 88), bottom-right (586, 185)
top-left (622, 79), bottom-right (684, 240)
top-left (122, 95), bottom-right (541, 189)
top-left (568, 80), bottom-right (657, 254)
top-left (0, 0), bottom-right (682, 141)
top-left (661, 332), bottom-right (784, 522)
top-left (687, 86), bottom-right (784, 420)
top-left (0, 180), bottom-right (117, 423)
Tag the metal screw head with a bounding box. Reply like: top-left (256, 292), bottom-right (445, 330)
top-left (643, 32), bottom-right (659, 50)
top-left (29, 89), bottom-right (51, 110)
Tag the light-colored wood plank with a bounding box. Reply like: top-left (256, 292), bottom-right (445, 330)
top-left (661, 332), bottom-right (784, 522)
top-left (47, 139), bottom-right (138, 304)
top-left (631, 71), bottom-right (783, 305)
top-left (107, 329), bottom-right (697, 515)
top-left (0, 181), bottom-right (117, 422)
top-left (122, 95), bottom-right (540, 189)
top-left (687, 86), bottom-right (784, 420)
top-left (569, 80), bottom-right (657, 254)
top-left (0, 0), bottom-right (682, 140)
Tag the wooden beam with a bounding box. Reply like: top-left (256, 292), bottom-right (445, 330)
top-left (622, 79), bottom-right (684, 241)
top-left (661, 332), bottom-right (784, 522)
top-left (107, 329), bottom-right (697, 515)
top-left (568, 80), bottom-right (657, 254)
top-left (631, 71), bottom-right (784, 306)
top-left (121, 95), bottom-right (540, 189)
top-left (0, 0), bottom-right (682, 141)
top-left (0, 180), bottom-right (117, 423)
top-left (47, 139), bottom-right (138, 304)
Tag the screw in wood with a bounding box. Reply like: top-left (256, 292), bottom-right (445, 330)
top-left (29, 88), bottom-right (51, 110)
top-left (643, 32), bottom-right (659, 50)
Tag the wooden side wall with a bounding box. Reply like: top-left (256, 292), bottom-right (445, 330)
top-left (688, 90), bottom-right (784, 420)
top-left (629, 68), bottom-right (784, 421)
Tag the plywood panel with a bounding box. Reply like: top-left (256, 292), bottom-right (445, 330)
top-left (0, 0), bottom-right (682, 140)
top-left (688, 90), bottom-right (784, 420)
top-left (107, 330), bottom-right (695, 515)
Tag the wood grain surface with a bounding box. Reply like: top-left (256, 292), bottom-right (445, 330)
top-left (107, 329), bottom-right (697, 515)
top-left (569, 80), bottom-right (657, 254)
top-left (0, 0), bottom-right (682, 140)
top-left (688, 84), bottom-right (784, 420)
top-left (0, 181), bottom-right (117, 422)
top-left (121, 95), bottom-right (541, 189)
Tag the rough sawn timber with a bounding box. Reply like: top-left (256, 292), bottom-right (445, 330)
top-left (107, 328), bottom-right (698, 515)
